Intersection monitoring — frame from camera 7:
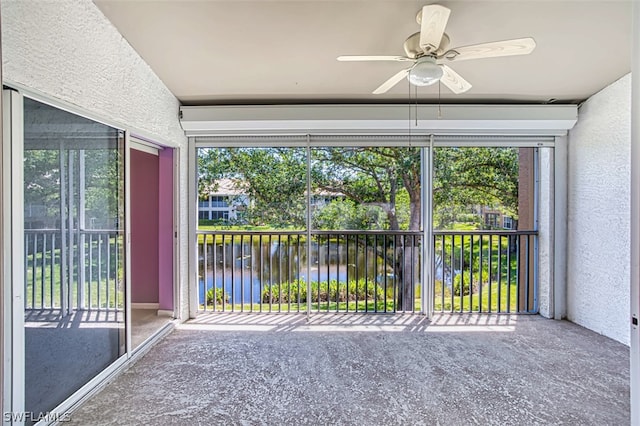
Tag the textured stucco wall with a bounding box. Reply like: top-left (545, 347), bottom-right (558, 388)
top-left (567, 73), bottom-right (631, 345)
top-left (1, 0), bottom-right (184, 145)
top-left (1, 0), bottom-right (189, 319)
top-left (538, 148), bottom-right (553, 318)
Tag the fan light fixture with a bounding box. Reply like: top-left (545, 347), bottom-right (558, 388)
top-left (407, 57), bottom-right (442, 87)
top-left (337, 4), bottom-right (536, 95)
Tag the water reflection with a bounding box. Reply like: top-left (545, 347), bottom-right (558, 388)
top-left (198, 237), bottom-right (399, 305)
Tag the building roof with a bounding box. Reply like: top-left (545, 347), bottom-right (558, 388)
top-left (206, 178), bottom-right (246, 196)
top-left (205, 178), bottom-right (344, 197)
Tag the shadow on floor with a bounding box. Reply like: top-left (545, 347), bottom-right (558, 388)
top-left (183, 312), bottom-right (520, 333)
top-left (70, 313), bottom-right (630, 425)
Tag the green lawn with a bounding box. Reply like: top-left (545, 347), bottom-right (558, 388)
top-left (200, 281), bottom-right (521, 313)
top-left (200, 299), bottom-right (422, 313)
top-left (25, 242), bottom-right (124, 310)
top-left (198, 224), bottom-right (292, 232)
top-left (451, 222), bottom-right (478, 231)
top-left (434, 280), bottom-right (519, 312)
top-left (197, 231), bottom-right (306, 245)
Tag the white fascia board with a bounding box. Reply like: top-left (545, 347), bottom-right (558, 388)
top-left (180, 104), bottom-right (578, 136)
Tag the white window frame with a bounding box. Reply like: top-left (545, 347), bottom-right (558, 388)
top-left (189, 128), bottom-right (554, 318)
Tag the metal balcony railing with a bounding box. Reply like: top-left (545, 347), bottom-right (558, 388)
top-left (433, 230), bottom-right (538, 314)
top-left (197, 230), bottom-right (422, 313)
top-left (197, 229), bottom-right (538, 314)
top-left (24, 229), bottom-right (124, 315)
top-left (24, 227), bottom-right (537, 316)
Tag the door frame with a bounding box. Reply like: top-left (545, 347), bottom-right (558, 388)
top-left (128, 136), bottom-right (179, 348)
top-left (2, 88), bottom-right (26, 420)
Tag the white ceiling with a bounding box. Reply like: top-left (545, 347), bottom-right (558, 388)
top-left (94, 0), bottom-right (632, 105)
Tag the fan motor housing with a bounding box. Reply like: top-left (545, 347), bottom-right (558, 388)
top-left (403, 32), bottom-right (450, 58)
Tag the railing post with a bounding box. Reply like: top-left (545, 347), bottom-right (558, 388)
top-left (59, 146), bottom-right (68, 316)
top-left (78, 150), bottom-right (86, 310)
top-left (421, 144), bottom-right (434, 317)
top-left (305, 140), bottom-right (312, 318)
top-left (203, 234), bottom-right (208, 312)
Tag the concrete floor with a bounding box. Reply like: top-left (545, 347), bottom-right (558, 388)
top-left (131, 308), bottom-right (173, 349)
top-left (70, 314), bottom-right (629, 425)
top-left (25, 309), bottom-right (123, 418)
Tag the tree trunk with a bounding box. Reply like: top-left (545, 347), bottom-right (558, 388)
top-left (396, 201), bottom-right (421, 311)
top-left (396, 243), bottom-right (419, 311)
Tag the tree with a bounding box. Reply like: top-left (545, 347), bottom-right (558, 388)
top-left (84, 149), bottom-right (123, 229)
top-left (24, 148), bottom-right (123, 230)
top-left (311, 147), bottom-right (421, 231)
top-left (312, 198), bottom-right (386, 230)
top-left (433, 147), bottom-right (519, 228)
top-left (311, 147), bottom-right (421, 310)
top-left (198, 146), bottom-right (422, 308)
top-left (24, 149), bottom-right (61, 228)
top-left (198, 148), bottom-right (307, 228)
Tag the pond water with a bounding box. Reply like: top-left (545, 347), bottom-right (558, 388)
top-left (197, 237), bottom-right (416, 305)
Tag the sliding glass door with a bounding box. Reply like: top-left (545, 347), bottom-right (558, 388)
top-left (23, 97), bottom-right (125, 418)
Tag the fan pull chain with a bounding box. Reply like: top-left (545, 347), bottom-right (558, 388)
top-left (438, 80), bottom-right (442, 119)
top-left (415, 84), bottom-right (418, 126)
top-left (408, 79), bottom-right (412, 141)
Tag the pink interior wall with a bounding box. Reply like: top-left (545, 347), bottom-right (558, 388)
top-left (158, 148), bottom-right (174, 311)
top-left (130, 149), bottom-right (160, 304)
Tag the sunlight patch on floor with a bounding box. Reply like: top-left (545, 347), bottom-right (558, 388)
top-left (181, 312), bottom-right (519, 332)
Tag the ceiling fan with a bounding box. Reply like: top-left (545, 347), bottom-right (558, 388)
top-left (337, 4), bottom-right (536, 95)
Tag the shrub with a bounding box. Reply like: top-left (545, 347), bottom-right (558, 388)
top-left (206, 287), bottom-right (229, 305)
top-left (456, 213), bottom-right (481, 224)
top-left (263, 280), bottom-right (307, 304)
top-left (262, 279), bottom-right (385, 304)
top-left (434, 280), bottom-right (450, 299)
top-left (452, 270), bottom-right (490, 296)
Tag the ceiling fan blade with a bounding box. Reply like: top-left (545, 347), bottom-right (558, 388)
top-left (372, 68), bottom-right (410, 94)
top-left (440, 65), bottom-right (472, 94)
top-left (419, 5), bottom-right (451, 54)
top-left (439, 37), bottom-right (536, 62)
top-left (337, 55), bottom-right (412, 62)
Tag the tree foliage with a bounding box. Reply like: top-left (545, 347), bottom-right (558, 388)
top-left (197, 146), bottom-right (520, 231)
top-left (433, 147), bottom-right (519, 228)
top-left (312, 198), bottom-right (386, 230)
top-left (311, 147), bottom-right (421, 230)
top-left (198, 148), bottom-right (307, 228)
top-left (24, 149), bottom-right (123, 229)
top-left (83, 149), bottom-right (123, 228)
top-left (24, 150), bottom-right (61, 227)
